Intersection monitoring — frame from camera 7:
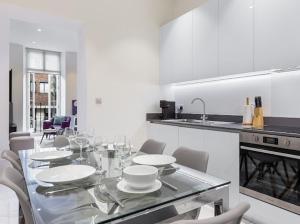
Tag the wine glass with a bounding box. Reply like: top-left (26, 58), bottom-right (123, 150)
top-left (75, 133), bottom-right (89, 162)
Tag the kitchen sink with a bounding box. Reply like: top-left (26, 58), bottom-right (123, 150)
top-left (164, 119), bottom-right (234, 126)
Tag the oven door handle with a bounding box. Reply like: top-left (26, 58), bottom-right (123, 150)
top-left (240, 145), bottom-right (300, 160)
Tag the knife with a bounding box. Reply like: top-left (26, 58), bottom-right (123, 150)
top-left (45, 183), bottom-right (101, 196)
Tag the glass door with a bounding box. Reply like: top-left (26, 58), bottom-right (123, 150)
top-left (26, 73), bottom-right (60, 132)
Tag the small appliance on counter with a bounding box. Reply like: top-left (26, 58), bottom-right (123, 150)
top-left (252, 96), bottom-right (264, 129)
top-left (242, 97), bottom-right (253, 126)
top-left (160, 100), bottom-right (175, 120)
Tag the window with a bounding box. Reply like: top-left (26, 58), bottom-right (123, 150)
top-left (27, 50), bottom-right (43, 70)
top-left (39, 82), bottom-right (49, 93)
top-left (27, 49), bottom-right (61, 72)
top-left (45, 52), bottom-right (60, 71)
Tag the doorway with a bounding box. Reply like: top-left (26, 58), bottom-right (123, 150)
top-left (26, 72), bottom-right (61, 132)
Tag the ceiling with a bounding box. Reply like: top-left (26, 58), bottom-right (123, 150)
top-left (10, 19), bottom-right (79, 52)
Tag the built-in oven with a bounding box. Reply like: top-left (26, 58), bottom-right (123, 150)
top-left (239, 131), bottom-right (300, 214)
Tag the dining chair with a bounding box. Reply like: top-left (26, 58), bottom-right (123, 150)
top-left (172, 147), bottom-right (209, 173)
top-left (9, 136), bottom-right (35, 154)
top-left (53, 135), bottom-right (70, 148)
top-left (170, 202), bottom-right (250, 224)
top-left (9, 132), bottom-right (30, 139)
top-left (139, 139), bottom-right (166, 154)
top-left (1, 150), bottom-right (23, 174)
top-left (0, 166), bottom-right (34, 224)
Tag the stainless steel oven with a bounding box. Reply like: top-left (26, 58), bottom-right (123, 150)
top-left (240, 131), bottom-right (300, 214)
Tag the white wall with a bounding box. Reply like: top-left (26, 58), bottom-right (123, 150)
top-left (65, 52), bottom-right (77, 116)
top-left (0, 13), bottom-right (9, 149)
top-left (172, 70), bottom-right (300, 118)
top-left (9, 43), bottom-right (24, 131)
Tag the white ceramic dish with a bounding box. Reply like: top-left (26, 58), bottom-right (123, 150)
top-left (36, 165), bottom-right (96, 184)
top-left (30, 151), bottom-right (73, 162)
top-left (117, 179), bottom-right (162, 194)
top-left (132, 154), bottom-right (176, 167)
top-left (123, 165), bottom-right (158, 189)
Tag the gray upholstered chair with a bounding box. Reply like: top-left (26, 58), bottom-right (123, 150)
top-left (139, 139), bottom-right (166, 154)
top-left (9, 136), bottom-right (35, 153)
top-left (170, 202), bottom-right (250, 224)
top-left (53, 135), bottom-right (70, 148)
top-left (172, 147), bottom-right (209, 173)
top-left (9, 132), bottom-right (30, 139)
top-left (1, 150), bottom-right (22, 174)
top-left (0, 166), bottom-right (33, 224)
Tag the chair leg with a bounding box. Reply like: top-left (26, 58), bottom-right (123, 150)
top-left (214, 199), bottom-right (223, 216)
top-left (40, 133), bottom-right (45, 144)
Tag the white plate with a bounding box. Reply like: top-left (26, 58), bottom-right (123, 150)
top-left (36, 165), bottom-right (96, 184)
top-left (132, 154), bottom-right (176, 167)
top-left (30, 151), bottom-right (73, 162)
top-left (117, 179), bottom-right (162, 194)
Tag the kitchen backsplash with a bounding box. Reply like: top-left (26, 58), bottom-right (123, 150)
top-left (167, 70), bottom-right (300, 118)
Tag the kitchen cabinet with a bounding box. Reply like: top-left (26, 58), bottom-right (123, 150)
top-left (254, 0), bottom-right (300, 71)
top-left (147, 123), bottom-right (240, 207)
top-left (147, 123), bottom-right (178, 155)
top-left (159, 11), bottom-right (193, 84)
top-left (219, 0), bottom-right (254, 76)
top-left (160, 0), bottom-right (300, 84)
top-left (193, 0), bottom-right (218, 79)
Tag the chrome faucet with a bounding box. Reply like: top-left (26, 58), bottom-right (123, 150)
top-left (191, 97), bottom-right (208, 122)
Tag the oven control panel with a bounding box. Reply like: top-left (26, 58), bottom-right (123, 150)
top-left (240, 132), bottom-right (300, 151)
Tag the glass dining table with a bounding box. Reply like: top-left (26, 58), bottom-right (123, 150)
top-left (19, 147), bottom-right (230, 224)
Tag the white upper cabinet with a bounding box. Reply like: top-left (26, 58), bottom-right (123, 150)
top-left (193, 0), bottom-right (218, 79)
top-left (254, 0), bottom-right (300, 71)
top-left (219, 0), bottom-right (254, 76)
top-left (160, 0), bottom-right (300, 84)
top-left (160, 11), bottom-right (193, 84)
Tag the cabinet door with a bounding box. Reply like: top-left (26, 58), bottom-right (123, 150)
top-left (202, 130), bottom-right (240, 207)
top-left (159, 11), bottom-right (193, 84)
top-left (255, 0), bottom-right (300, 71)
top-left (160, 24), bottom-right (173, 84)
top-left (178, 127), bottom-right (205, 150)
top-left (193, 0), bottom-right (218, 79)
top-left (219, 0), bottom-right (254, 76)
top-left (147, 123), bottom-right (178, 155)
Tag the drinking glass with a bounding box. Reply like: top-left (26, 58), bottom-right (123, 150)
top-left (75, 133), bottom-right (89, 161)
top-left (93, 136), bottom-right (105, 175)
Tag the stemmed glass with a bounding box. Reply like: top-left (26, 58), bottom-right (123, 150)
top-left (75, 133), bottom-right (89, 162)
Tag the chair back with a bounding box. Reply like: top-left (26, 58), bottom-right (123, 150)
top-left (140, 139), bottom-right (166, 154)
top-left (9, 132), bottom-right (30, 139)
top-left (0, 166), bottom-right (34, 224)
top-left (53, 136), bottom-right (70, 148)
top-left (9, 136), bottom-right (34, 153)
top-left (1, 150), bottom-right (22, 174)
top-left (171, 202), bottom-right (250, 224)
top-left (172, 147), bottom-right (209, 173)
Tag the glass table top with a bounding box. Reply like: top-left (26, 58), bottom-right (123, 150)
top-left (19, 147), bottom-right (230, 224)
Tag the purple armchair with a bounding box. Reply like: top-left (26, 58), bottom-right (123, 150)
top-left (43, 116), bottom-right (71, 131)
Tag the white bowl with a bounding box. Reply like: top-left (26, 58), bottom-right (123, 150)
top-left (123, 165), bottom-right (158, 189)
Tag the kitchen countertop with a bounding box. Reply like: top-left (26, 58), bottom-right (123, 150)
top-left (149, 119), bottom-right (300, 138)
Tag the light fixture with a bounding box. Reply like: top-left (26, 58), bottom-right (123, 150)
top-left (37, 28), bottom-right (42, 32)
top-left (32, 41), bottom-right (37, 44)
